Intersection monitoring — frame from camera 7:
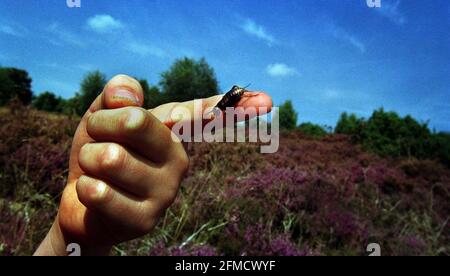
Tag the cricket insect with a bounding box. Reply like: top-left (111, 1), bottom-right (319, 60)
top-left (212, 85), bottom-right (252, 116)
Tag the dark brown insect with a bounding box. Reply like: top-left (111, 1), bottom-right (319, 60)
top-left (214, 85), bottom-right (248, 112)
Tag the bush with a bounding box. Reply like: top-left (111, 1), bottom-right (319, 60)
top-left (32, 92), bottom-right (64, 113)
top-left (0, 67), bottom-right (33, 106)
top-left (363, 109), bottom-right (432, 158)
top-left (279, 100), bottom-right (297, 130)
top-left (335, 112), bottom-right (366, 143)
top-left (335, 109), bottom-right (449, 166)
top-left (431, 132), bottom-right (450, 167)
top-left (297, 122), bottom-right (328, 138)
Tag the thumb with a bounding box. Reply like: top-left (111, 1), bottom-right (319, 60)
top-left (88, 74), bottom-right (144, 113)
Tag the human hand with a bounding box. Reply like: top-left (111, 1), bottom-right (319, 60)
top-left (34, 74), bottom-right (272, 255)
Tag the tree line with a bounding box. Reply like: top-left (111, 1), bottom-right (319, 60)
top-left (0, 57), bottom-right (219, 116)
top-left (1, 58), bottom-right (449, 166)
top-left (279, 100), bottom-right (450, 166)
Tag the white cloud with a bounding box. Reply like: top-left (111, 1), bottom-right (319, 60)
top-left (323, 89), bottom-right (340, 100)
top-left (87, 14), bottom-right (124, 33)
top-left (47, 23), bottom-right (85, 47)
top-left (76, 64), bottom-right (96, 72)
top-left (332, 27), bottom-right (366, 53)
top-left (241, 19), bottom-right (276, 46)
top-left (0, 25), bottom-right (21, 37)
top-left (377, 0), bottom-right (406, 25)
top-left (0, 22), bottom-right (27, 37)
top-left (266, 63), bottom-right (298, 77)
top-left (126, 41), bottom-right (166, 58)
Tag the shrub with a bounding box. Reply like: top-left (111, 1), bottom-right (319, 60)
top-left (0, 67), bottom-right (33, 106)
top-left (297, 122), bottom-right (328, 138)
top-left (279, 100), bottom-right (297, 130)
top-left (430, 132), bottom-right (450, 167)
top-left (335, 109), bottom-right (449, 167)
top-left (335, 112), bottom-right (366, 143)
top-left (363, 109), bottom-right (432, 158)
top-left (32, 91), bottom-right (64, 113)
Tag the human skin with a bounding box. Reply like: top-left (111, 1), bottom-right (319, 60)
top-left (34, 74), bottom-right (272, 256)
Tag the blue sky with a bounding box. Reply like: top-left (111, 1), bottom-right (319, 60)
top-left (0, 0), bottom-right (449, 130)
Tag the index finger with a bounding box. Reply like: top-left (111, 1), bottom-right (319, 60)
top-left (149, 91), bottom-right (273, 129)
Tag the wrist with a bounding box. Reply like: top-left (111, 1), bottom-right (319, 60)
top-left (34, 219), bottom-right (67, 256)
top-left (34, 216), bottom-right (112, 256)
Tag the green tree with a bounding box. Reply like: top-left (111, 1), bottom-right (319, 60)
top-left (279, 100), bottom-right (298, 130)
top-left (138, 79), bottom-right (167, 109)
top-left (431, 132), bottom-right (450, 167)
top-left (363, 109), bottom-right (432, 158)
top-left (335, 112), bottom-right (366, 143)
top-left (0, 67), bottom-right (33, 105)
top-left (298, 122), bottom-right (328, 138)
top-left (160, 57), bottom-right (219, 102)
top-left (60, 96), bottom-right (81, 116)
top-left (32, 91), bottom-right (63, 112)
top-left (78, 71), bottom-right (106, 115)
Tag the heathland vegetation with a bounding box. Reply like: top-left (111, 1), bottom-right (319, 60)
top-left (0, 58), bottom-right (449, 255)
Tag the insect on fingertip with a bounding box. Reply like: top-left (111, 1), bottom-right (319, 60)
top-left (214, 85), bottom-right (250, 112)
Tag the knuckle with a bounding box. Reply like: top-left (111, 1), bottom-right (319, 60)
top-left (86, 110), bottom-right (110, 136)
top-left (97, 182), bottom-right (114, 205)
top-left (121, 107), bottom-right (151, 134)
top-left (159, 177), bottom-right (180, 208)
top-left (76, 176), bottom-right (114, 206)
top-left (86, 112), bottom-right (96, 131)
top-left (98, 143), bottom-right (126, 171)
top-left (136, 203), bottom-right (156, 233)
top-left (79, 144), bottom-right (89, 160)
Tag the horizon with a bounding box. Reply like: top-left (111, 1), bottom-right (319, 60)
top-left (0, 0), bottom-right (448, 131)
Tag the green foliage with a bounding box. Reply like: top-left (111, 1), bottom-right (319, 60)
top-left (32, 92), bottom-right (64, 112)
top-left (279, 100), bottom-right (298, 130)
top-left (138, 79), bottom-right (167, 109)
top-left (78, 71), bottom-right (107, 115)
top-left (335, 112), bottom-right (366, 143)
top-left (160, 57), bottom-right (219, 102)
top-left (430, 132), bottom-right (450, 167)
top-left (59, 96), bottom-right (81, 116)
top-left (335, 108), bottom-right (450, 166)
top-left (0, 67), bottom-right (33, 106)
top-left (363, 109), bottom-right (432, 158)
top-left (297, 122), bottom-right (328, 138)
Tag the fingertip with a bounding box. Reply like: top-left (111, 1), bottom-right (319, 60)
top-left (240, 91), bottom-right (273, 115)
top-left (103, 75), bottom-right (144, 109)
top-left (255, 92), bottom-right (273, 113)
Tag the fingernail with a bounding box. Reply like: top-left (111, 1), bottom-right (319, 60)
top-left (112, 89), bottom-right (140, 105)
